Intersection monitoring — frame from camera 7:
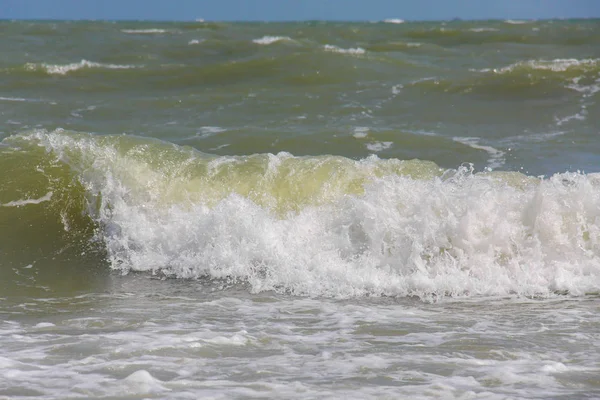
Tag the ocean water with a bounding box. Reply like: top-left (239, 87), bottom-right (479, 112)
top-left (1, 19), bottom-right (600, 399)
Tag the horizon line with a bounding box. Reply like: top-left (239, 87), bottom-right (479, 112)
top-left (1, 16), bottom-right (598, 23)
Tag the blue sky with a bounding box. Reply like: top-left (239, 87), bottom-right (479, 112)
top-left (2, 0), bottom-right (599, 21)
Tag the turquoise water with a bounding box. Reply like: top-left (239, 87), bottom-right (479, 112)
top-left (1, 19), bottom-right (599, 399)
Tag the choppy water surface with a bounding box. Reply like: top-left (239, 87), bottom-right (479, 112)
top-left (1, 19), bottom-right (599, 398)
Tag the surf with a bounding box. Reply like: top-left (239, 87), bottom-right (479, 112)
top-left (2, 129), bottom-right (599, 300)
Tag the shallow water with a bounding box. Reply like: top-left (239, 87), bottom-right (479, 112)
top-left (2, 276), bottom-right (599, 399)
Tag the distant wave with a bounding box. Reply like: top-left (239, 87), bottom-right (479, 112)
top-left (121, 29), bottom-right (170, 34)
top-left (0, 96), bottom-right (28, 102)
top-left (25, 60), bottom-right (137, 75)
top-left (252, 36), bottom-right (293, 45)
top-left (323, 45), bottom-right (366, 55)
top-left (504, 20), bottom-right (531, 24)
top-left (469, 27), bottom-right (500, 32)
top-left (383, 19), bottom-right (405, 24)
top-left (476, 58), bottom-right (599, 74)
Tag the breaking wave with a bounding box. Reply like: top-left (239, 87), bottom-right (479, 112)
top-left (2, 129), bottom-right (600, 300)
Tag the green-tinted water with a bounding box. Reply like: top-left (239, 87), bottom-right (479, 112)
top-left (1, 19), bottom-right (599, 399)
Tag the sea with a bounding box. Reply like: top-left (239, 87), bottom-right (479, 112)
top-left (1, 18), bottom-right (599, 399)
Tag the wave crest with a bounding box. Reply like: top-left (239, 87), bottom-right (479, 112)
top-left (24, 59), bottom-right (137, 75)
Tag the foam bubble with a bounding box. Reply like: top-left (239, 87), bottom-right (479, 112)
top-left (383, 19), bottom-right (405, 24)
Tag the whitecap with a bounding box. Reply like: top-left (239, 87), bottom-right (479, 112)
top-left (121, 370), bottom-right (169, 394)
top-left (323, 45), bottom-right (365, 55)
top-left (121, 29), bottom-right (169, 34)
top-left (476, 59), bottom-right (599, 74)
top-left (25, 59), bottom-right (136, 75)
top-left (252, 36), bottom-right (292, 45)
top-left (469, 27), bottom-right (500, 32)
top-left (0, 96), bottom-right (27, 102)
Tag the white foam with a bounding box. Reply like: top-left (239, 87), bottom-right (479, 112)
top-left (555, 111), bottom-right (587, 126)
top-left (453, 137), bottom-right (505, 170)
top-left (197, 126), bottom-right (227, 138)
top-left (366, 141), bottom-right (393, 152)
top-left (392, 84), bottom-right (403, 95)
top-left (504, 20), bottom-right (530, 24)
top-left (34, 322), bottom-right (55, 328)
top-left (566, 77), bottom-right (600, 97)
top-left (383, 19), bottom-right (405, 24)
top-left (121, 370), bottom-right (169, 394)
top-left (26, 60), bottom-right (136, 75)
top-left (188, 39), bottom-right (204, 45)
top-left (502, 131), bottom-right (566, 145)
top-left (323, 45), bottom-right (366, 55)
top-left (477, 59), bottom-right (599, 74)
top-left (0, 96), bottom-right (27, 102)
top-left (252, 36), bottom-right (292, 45)
top-left (352, 127), bottom-right (369, 139)
top-left (1, 192), bottom-right (53, 207)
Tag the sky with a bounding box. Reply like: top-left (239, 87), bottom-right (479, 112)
top-left (2, 0), bottom-right (600, 21)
